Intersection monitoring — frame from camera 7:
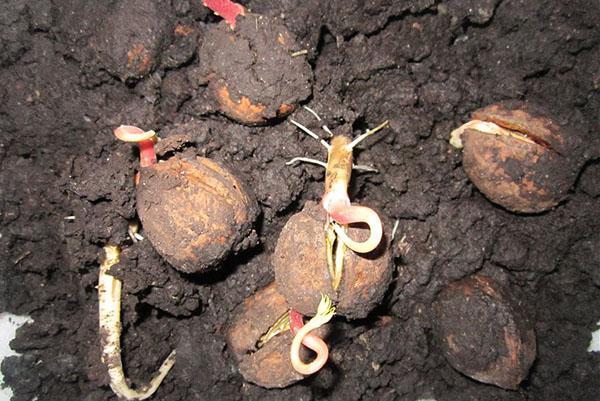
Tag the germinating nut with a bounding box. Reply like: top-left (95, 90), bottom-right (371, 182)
top-left (274, 201), bottom-right (392, 319)
top-left (136, 156), bottom-right (258, 273)
top-left (199, 13), bottom-right (312, 125)
top-left (432, 275), bottom-right (536, 390)
top-left (450, 101), bottom-right (584, 213)
top-left (225, 282), bottom-right (329, 388)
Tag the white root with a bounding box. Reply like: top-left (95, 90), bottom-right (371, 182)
top-left (98, 245), bottom-right (176, 400)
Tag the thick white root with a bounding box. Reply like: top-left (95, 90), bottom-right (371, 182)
top-left (98, 245), bottom-right (176, 400)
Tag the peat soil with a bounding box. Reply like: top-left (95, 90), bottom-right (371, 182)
top-left (1, 1), bottom-right (599, 400)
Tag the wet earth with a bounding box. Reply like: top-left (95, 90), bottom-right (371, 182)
top-left (1, 0), bottom-right (599, 400)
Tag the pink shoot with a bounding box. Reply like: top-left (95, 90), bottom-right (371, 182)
top-left (323, 194), bottom-right (383, 254)
top-left (202, 0), bottom-right (246, 29)
top-left (114, 125), bottom-right (157, 168)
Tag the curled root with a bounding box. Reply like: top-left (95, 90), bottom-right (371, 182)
top-left (325, 198), bottom-right (383, 254)
top-left (289, 296), bottom-right (335, 375)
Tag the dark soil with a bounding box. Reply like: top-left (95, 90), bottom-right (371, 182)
top-left (1, 1), bottom-right (599, 401)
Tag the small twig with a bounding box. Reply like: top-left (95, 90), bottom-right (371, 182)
top-left (13, 251), bottom-right (31, 265)
top-left (352, 164), bottom-right (378, 173)
top-left (291, 49), bottom-right (309, 57)
top-left (391, 219), bottom-right (399, 241)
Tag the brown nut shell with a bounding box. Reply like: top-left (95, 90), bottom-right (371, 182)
top-left (238, 331), bottom-right (303, 388)
top-left (226, 282), bottom-right (290, 361)
top-left (458, 101), bottom-right (583, 213)
top-left (199, 13), bottom-right (312, 125)
top-left (432, 275), bottom-right (536, 390)
top-left (225, 282), bottom-right (329, 388)
top-left (274, 201), bottom-right (392, 319)
top-left (136, 156), bottom-right (258, 273)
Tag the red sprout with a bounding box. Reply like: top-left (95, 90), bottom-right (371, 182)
top-left (114, 125), bottom-right (157, 168)
top-left (202, 0), bottom-right (246, 29)
top-left (289, 309), bottom-right (304, 335)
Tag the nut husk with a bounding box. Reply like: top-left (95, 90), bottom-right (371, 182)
top-left (136, 156), bottom-right (258, 273)
top-left (453, 101), bottom-right (584, 213)
top-left (199, 13), bottom-right (312, 125)
top-left (432, 275), bottom-right (536, 390)
top-left (225, 282), bottom-right (329, 388)
top-left (274, 201), bottom-right (392, 319)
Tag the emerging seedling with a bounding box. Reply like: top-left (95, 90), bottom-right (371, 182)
top-left (114, 125), bottom-right (259, 273)
top-left (274, 201), bottom-right (393, 319)
top-left (289, 295), bottom-right (335, 375)
top-left (287, 114), bottom-right (388, 255)
top-left (98, 245), bottom-right (176, 400)
top-left (449, 101), bottom-right (584, 213)
top-left (225, 282), bottom-right (331, 388)
top-left (114, 125), bottom-right (158, 168)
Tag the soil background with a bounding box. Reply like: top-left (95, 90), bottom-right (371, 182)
top-left (1, 1), bottom-right (599, 400)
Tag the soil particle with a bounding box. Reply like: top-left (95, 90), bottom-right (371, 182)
top-left (0, 0), bottom-right (31, 67)
top-left (88, 0), bottom-right (173, 82)
top-left (199, 13), bottom-right (313, 124)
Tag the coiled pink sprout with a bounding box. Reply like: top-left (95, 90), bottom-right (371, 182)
top-left (322, 193), bottom-right (383, 254)
top-left (289, 296), bottom-right (335, 375)
top-left (288, 119), bottom-right (388, 254)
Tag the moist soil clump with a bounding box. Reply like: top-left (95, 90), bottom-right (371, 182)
top-left (1, 1), bottom-right (599, 401)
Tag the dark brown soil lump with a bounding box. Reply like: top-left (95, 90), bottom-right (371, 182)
top-left (198, 13), bottom-right (313, 125)
top-left (88, 0), bottom-right (173, 81)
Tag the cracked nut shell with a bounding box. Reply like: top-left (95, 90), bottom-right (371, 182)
top-left (198, 13), bottom-right (312, 125)
top-left (136, 156), bottom-right (258, 273)
top-left (451, 101), bottom-right (584, 213)
top-left (274, 201), bottom-right (392, 319)
top-left (432, 275), bottom-right (536, 390)
top-left (225, 282), bottom-right (328, 388)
